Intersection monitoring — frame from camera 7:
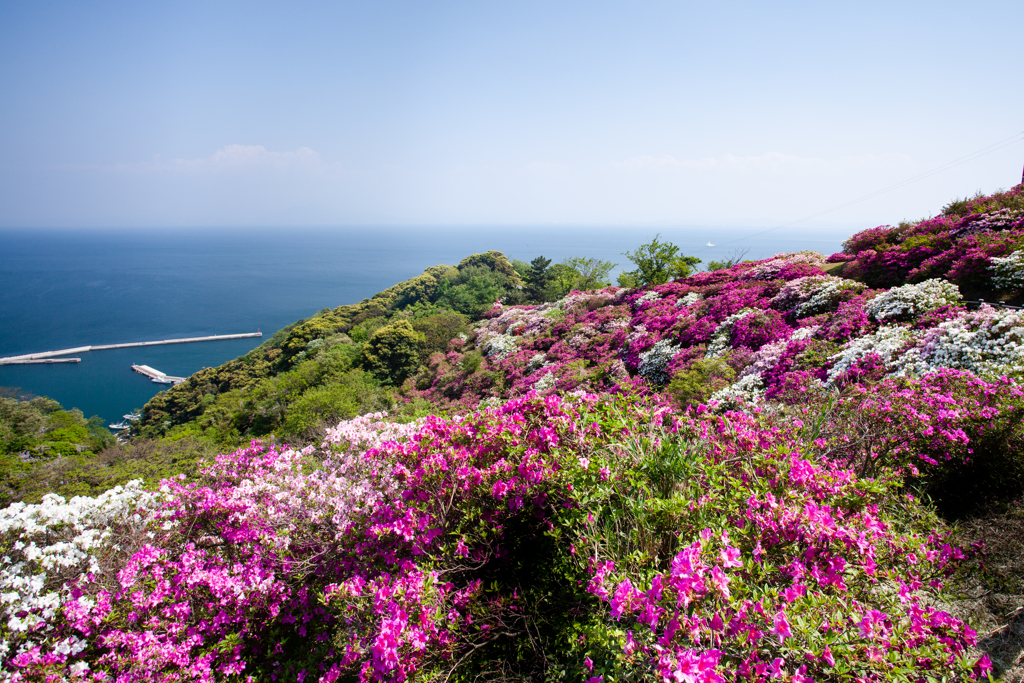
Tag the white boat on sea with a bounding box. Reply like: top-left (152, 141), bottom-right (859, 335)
top-left (706, 242), bottom-right (714, 247)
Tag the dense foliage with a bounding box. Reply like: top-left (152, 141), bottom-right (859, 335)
top-left (618, 234), bottom-right (702, 287)
top-left (409, 250), bottom-right (1023, 416)
top-left (0, 393), bottom-right (119, 506)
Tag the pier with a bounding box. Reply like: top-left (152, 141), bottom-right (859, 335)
top-left (132, 365), bottom-right (186, 385)
top-left (0, 332), bottom-right (262, 365)
top-left (0, 358), bottom-right (81, 364)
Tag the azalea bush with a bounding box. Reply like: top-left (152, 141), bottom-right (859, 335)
top-left (804, 369), bottom-right (1024, 517)
top-left (407, 250), bottom-right (1024, 418)
top-left (572, 406), bottom-right (985, 683)
top-left (835, 184), bottom-right (1024, 297)
top-left (0, 392), bottom-right (993, 681)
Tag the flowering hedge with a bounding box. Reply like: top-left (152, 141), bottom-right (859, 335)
top-left (407, 250), bottom-right (1024, 419)
top-left (835, 184), bottom-right (1024, 295)
top-left (0, 393), bottom-right (992, 681)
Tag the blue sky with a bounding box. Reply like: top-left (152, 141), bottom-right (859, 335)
top-left (1, 0), bottom-right (1021, 229)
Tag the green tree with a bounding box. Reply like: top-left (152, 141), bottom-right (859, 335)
top-left (348, 316), bottom-right (389, 343)
top-left (456, 251), bottom-right (524, 287)
top-left (526, 256), bottom-right (553, 301)
top-left (282, 370), bottom-right (392, 438)
top-left (560, 257), bottom-right (615, 290)
top-left (544, 264), bottom-right (577, 300)
top-left (619, 234), bottom-right (701, 287)
top-left (535, 257), bottom-right (617, 300)
top-left (361, 320), bottom-right (425, 385)
top-left (0, 396), bottom-right (118, 505)
top-left (436, 266), bottom-right (510, 316)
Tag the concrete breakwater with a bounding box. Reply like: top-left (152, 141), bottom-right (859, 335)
top-left (132, 364), bottom-right (186, 385)
top-left (0, 332), bottom-right (262, 366)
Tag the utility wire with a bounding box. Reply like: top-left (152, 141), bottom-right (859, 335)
top-left (716, 130), bottom-right (1024, 246)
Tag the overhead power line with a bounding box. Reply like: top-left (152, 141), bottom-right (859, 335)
top-left (719, 130), bottom-right (1024, 246)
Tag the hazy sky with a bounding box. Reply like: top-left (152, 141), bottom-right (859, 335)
top-left (1, 0), bottom-right (1022, 229)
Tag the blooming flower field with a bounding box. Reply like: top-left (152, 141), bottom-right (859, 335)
top-left (412, 248), bottom-right (1024, 415)
top-left (0, 392), bottom-right (998, 681)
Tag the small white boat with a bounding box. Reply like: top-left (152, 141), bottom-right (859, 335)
top-left (706, 242), bottom-right (715, 247)
top-left (109, 421), bottom-right (129, 430)
top-left (123, 413), bottom-right (141, 421)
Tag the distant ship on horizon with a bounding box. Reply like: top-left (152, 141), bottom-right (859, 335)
top-left (706, 241), bottom-right (714, 247)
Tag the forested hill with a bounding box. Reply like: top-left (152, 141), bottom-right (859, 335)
top-left (134, 248), bottom-right (626, 443)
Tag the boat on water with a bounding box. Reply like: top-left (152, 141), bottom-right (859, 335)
top-left (706, 242), bottom-right (715, 247)
top-left (109, 421), bottom-right (129, 430)
top-left (123, 413), bottom-right (141, 421)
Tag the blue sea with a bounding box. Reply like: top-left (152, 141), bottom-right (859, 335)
top-left (0, 224), bottom-right (853, 424)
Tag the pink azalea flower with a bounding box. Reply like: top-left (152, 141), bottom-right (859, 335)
top-left (770, 610), bottom-right (793, 643)
top-left (710, 566), bottom-right (731, 598)
top-left (719, 546), bottom-right (742, 568)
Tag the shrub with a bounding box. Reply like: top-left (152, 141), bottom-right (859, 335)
top-left (577, 409), bottom-right (982, 682)
top-left (729, 309), bottom-right (792, 349)
top-left (436, 266), bottom-right (510, 316)
top-left (411, 310), bottom-right (469, 361)
top-left (990, 249), bottom-right (1024, 291)
top-left (864, 279), bottom-right (962, 322)
top-left (361, 320), bottom-right (425, 385)
top-left (282, 369), bottom-right (392, 438)
top-left (838, 185), bottom-right (1024, 296)
top-left (813, 369), bottom-right (1024, 518)
top-left (665, 357), bottom-right (736, 407)
top-left (892, 304), bottom-right (1024, 377)
top-left (456, 250), bottom-right (524, 286)
top-left (770, 275), bottom-right (865, 317)
top-left (637, 339), bottom-right (683, 383)
top-left (0, 397), bottom-right (115, 506)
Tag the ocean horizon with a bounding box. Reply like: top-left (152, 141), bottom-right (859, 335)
top-left (0, 224), bottom-right (855, 423)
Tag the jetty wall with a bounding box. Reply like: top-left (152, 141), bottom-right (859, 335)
top-left (0, 332), bottom-right (262, 366)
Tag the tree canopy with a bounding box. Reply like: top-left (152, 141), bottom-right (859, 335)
top-left (618, 234), bottom-right (701, 287)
